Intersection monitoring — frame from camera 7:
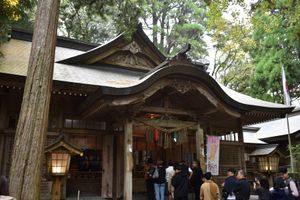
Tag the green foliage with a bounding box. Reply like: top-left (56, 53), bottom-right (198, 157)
top-left (206, 0), bottom-right (254, 94)
top-left (0, 0), bottom-right (20, 56)
top-left (142, 0), bottom-right (208, 60)
top-left (291, 144), bottom-right (300, 172)
top-left (58, 0), bottom-right (117, 43)
top-left (249, 0), bottom-right (300, 103)
top-left (5, 0), bottom-right (145, 44)
top-left (207, 0), bottom-right (300, 103)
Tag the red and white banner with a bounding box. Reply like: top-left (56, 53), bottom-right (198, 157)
top-left (281, 65), bottom-right (291, 106)
top-left (206, 135), bottom-right (220, 175)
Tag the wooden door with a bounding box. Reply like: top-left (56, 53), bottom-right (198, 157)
top-left (101, 134), bottom-right (114, 198)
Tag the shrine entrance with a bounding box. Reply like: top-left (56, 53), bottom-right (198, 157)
top-left (132, 122), bottom-right (197, 193)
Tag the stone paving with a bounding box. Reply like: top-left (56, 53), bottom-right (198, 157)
top-left (66, 194), bottom-right (259, 200)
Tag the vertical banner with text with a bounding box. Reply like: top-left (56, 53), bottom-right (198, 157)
top-left (206, 135), bottom-right (220, 175)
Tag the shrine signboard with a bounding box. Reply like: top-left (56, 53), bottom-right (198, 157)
top-left (207, 135), bottom-right (220, 175)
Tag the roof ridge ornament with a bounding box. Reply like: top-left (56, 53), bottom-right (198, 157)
top-left (172, 43), bottom-right (191, 61)
top-left (169, 44), bottom-right (208, 71)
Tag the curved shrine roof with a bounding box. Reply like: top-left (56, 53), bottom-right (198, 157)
top-left (0, 27), bottom-right (294, 126)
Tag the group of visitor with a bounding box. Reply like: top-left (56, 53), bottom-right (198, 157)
top-left (144, 159), bottom-right (299, 200)
top-left (252, 167), bottom-right (299, 200)
top-left (145, 158), bottom-right (204, 200)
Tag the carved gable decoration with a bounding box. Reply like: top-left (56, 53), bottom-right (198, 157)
top-left (102, 41), bottom-right (157, 70)
top-left (123, 41), bottom-right (142, 54)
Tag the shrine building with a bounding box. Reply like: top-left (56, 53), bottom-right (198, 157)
top-left (0, 25), bottom-right (294, 199)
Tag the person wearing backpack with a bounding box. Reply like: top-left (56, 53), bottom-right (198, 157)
top-left (171, 163), bottom-right (189, 200)
top-left (153, 160), bottom-right (166, 200)
top-left (279, 166), bottom-right (299, 200)
top-left (270, 177), bottom-right (290, 200)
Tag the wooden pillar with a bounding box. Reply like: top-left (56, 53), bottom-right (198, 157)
top-left (0, 97), bottom-right (7, 129)
top-left (102, 134), bottom-right (114, 198)
top-left (57, 97), bottom-right (65, 130)
top-left (0, 134), bottom-right (5, 175)
top-left (0, 97), bottom-right (7, 174)
top-left (238, 119), bottom-right (246, 171)
top-left (196, 124), bottom-right (205, 171)
top-left (116, 131), bottom-right (124, 198)
top-left (124, 119), bottom-right (133, 200)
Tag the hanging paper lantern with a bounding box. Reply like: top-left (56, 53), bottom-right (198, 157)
top-left (155, 129), bottom-right (159, 142)
top-left (172, 132), bottom-right (178, 142)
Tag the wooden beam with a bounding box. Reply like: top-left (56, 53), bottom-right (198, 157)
top-left (196, 124), bottom-right (206, 172)
top-left (202, 108), bottom-right (219, 115)
top-left (134, 117), bottom-right (197, 129)
top-left (78, 79), bottom-right (172, 118)
top-left (124, 119), bottom-right (133, 200)
top-left (194, 85), bottom-right (241, 118)
top-left (111, 80), bottom-right (172, 106)
top-left (137, 106), bottom-right (197, 116)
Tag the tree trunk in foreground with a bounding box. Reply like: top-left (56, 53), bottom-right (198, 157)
top-left (9, 0), bottom-right (60, 199)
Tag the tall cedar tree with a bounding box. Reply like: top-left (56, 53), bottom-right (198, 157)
top-left (9, 0), bottom-right (60, 199)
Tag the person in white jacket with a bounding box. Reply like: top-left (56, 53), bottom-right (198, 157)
top-left (166, 161), bottom-right (175, 200)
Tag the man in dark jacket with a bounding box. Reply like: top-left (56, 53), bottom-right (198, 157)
top-left (234, 169), bottom-right (251, 200)
top-left (190, 159), bottom-right (203, 200)
top-left (222, 168), bottom-right (236, 199)
top-left (172, 164), bottom-right (189, 200)
top-left (270, 176), bottom-right (289, 200)
top-left (179, 160), bottom-right (190, 177)
top-left (153, 160), bottom-right (166, 200)
top-left (144, 158), bottom-right (155, 200)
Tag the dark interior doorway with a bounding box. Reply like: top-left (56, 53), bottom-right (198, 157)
top-left (67, 149), bottom-right (102, 197)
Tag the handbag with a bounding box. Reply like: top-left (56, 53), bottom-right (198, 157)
top-left (152, 167), bottom-right (159, 179)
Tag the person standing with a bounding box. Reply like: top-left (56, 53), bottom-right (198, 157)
top-left (172, 164), bottom-right (189, 200)
top-left (233, 170), bottom-right (251, 200)
top-left (270, 177), bottom-right (290, 200)
top-left (153, 160), bottom-right (166, 200)
top-left (200, 172), bottom-right (220, 200)
top-left (0, 175), bottom-right (9, 196)
top-left (279, 166), bottom-right (299, 199)
top-left (166, 161), bottom-right (175, 200)
top-left (144, 158), bottom-right (155, 200)
top-left (253, 175), bottom-right (270, 200)
top-left (222, 168), bottom-right (236, 200)
top-left (190, 159), bottom-right (203, 200)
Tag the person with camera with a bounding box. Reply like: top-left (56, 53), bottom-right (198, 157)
top-left (253, 175), bottom-right (270, 200)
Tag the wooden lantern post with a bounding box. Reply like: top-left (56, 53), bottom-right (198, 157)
top-left (45, 138), bottom-right (83, 200)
